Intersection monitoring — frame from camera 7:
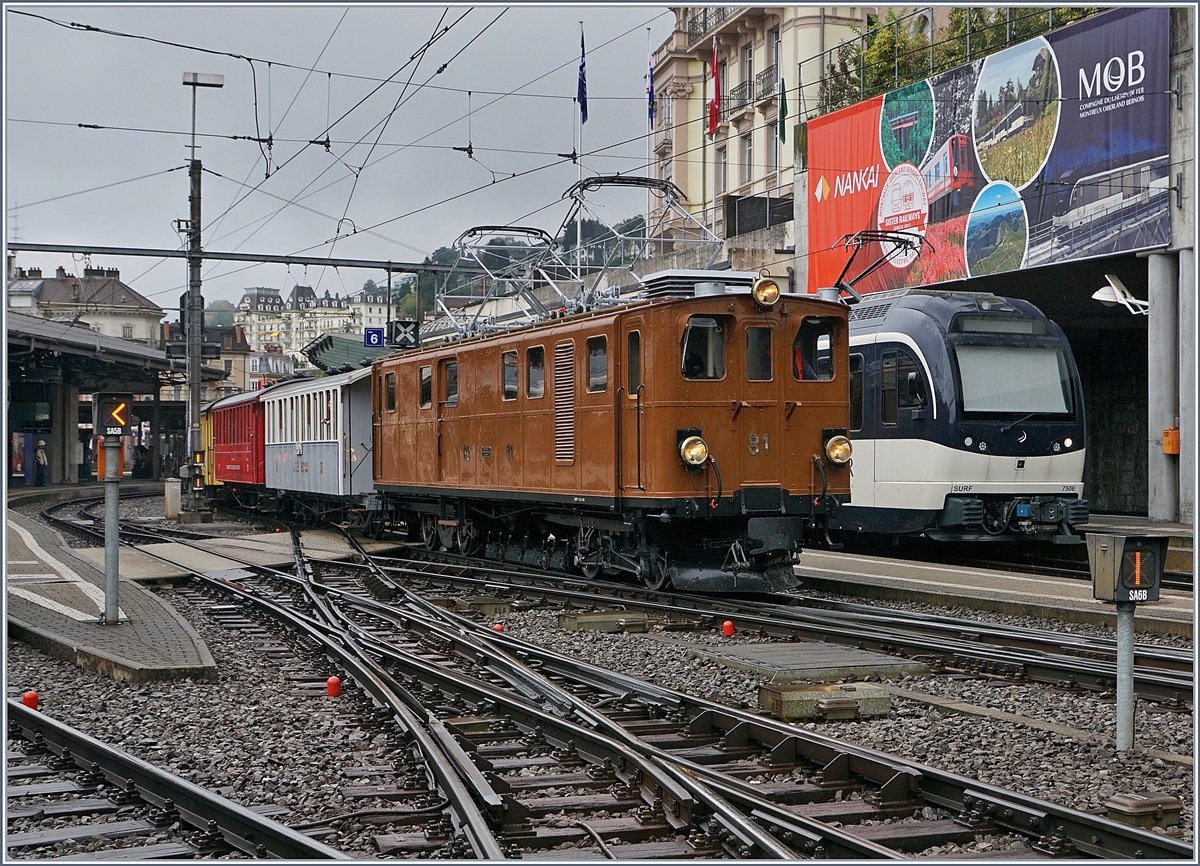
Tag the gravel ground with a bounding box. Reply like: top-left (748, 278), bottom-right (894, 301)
top-left (5, 528), bottom-right (1194, 855)
top-left (6, 589), bottom-right (431, 859)
top-left (496, 610), bottom-right (1194, 845)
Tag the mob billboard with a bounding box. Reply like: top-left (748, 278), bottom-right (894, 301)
top-left (806, 7), bottom-right (1171, 294)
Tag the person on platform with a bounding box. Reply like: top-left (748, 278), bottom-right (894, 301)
top-left (34, 440), bottom-right (48, 487)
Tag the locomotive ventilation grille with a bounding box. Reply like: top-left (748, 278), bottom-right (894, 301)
top-left (554, 340), bottom-right (575, 461)
top-left (642, 272), bottom-right (755, 298)
top-left (849, 303), bottom-right (892, 322)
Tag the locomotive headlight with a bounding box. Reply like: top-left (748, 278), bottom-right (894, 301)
top-left (1063, 437), bottom-right (1074, 449)
top-left (825, 435), bottom-right (853, 464)
top-left (679, 435), bottom-right (709, 467)
top-left (751, 277), bottom-right (781, 308)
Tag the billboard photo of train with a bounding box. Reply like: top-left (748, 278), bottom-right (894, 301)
top-left (806, 6), bottom-right (1170, 294)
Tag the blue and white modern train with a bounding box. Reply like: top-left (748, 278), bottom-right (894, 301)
top-left (826, 288), bottom-right (1089, 542)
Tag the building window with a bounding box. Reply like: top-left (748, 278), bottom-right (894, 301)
top-left (121, 324), bottom-right (133, 339)
top-left (770, 27), bottom-right (781, 70)
top-left (741, 134), bottom-right (753, 186)
top-left (661, 157), bottom-right (672, 185)
top-left (742, 43), bottom-right (753, 86)
top-left (716, 147), bottom-right (727, 196)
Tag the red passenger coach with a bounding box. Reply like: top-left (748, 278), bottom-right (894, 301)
top-left (209, 390), bottom-right (266, 486)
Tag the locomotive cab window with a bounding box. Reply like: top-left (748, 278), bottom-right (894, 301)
top-left (681, 316), bottom-right (726, 380)
top-left (502, 352), bottom-right (518, 401)
top-left (419, 366), bottom-right (432, 409)
top-left (793, 318), bottom-right (835, 380)
top-left (442, 361), bottom-right (459, 406)
top-left (384, 372), bottom-right (396, 413)
top-left (527, 346), bottom-right (545, 398)
top-left (627, 331), bottom-right (641, 394)
top-left (586, 337), bottom-right (608, 392)
top-left (746, 327), bottom-right (772, 381)
top-left (881, 349), bottom-right (926, 425)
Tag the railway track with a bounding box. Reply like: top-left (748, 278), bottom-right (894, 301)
top-left (6, 700), bottom-right (347, 859)
top-left (42, 512), bottom-right (1185, 858)
top-left (14, 500), bottom-right (1193, 857)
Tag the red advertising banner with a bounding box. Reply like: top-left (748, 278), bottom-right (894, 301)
top-left (806, 7), bottom-right (1170, 294)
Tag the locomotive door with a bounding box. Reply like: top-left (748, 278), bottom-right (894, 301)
top-left (437, 358), bottom-right (460, 483)
top-left (619, 322), bottom-right (644, 491)
top-left (738, 324), bottom-right (781, 487)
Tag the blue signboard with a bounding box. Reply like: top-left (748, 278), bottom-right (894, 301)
top-left (364, 327), bottom-right (385, 347)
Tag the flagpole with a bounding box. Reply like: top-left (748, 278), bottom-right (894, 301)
top-left (646, 27), bottom-right (651, 255)
top-left (577, 22), bottom-right (585, 281)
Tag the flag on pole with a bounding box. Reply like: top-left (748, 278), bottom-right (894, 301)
top-left (577, 30), bottom-right (588, 124)
top-left (707, 43), bottom-right (720, 137)
top-left (778, 75), bottom-right (788, 143)
top-left (647, 51), bottom-right (655, 123)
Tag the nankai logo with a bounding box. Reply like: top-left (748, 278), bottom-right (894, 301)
top-left (814, 165), bottom-right (881, 202)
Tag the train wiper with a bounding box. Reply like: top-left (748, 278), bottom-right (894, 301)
top-left (999, 412), bottom-right (1039, 433)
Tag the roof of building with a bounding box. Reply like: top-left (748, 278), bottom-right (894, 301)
top-left (15, 267), bottom-right (164, 314)
top-left (301, 332), bottom-right (392, 372)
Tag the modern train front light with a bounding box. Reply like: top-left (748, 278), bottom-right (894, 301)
top-left (751, 276), bottom-right (781, 308)
top-left (1052, 436), bottom-right (1075, 454)
top-left (680, 435), bottom-right (710, 468)
top-left (825, 435), bottom-right (853, 465)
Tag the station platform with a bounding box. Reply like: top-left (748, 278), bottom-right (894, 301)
top-left (795, 550), bottom-right (1193, 638)
top-left (6, 509), bottom-right (217, 683)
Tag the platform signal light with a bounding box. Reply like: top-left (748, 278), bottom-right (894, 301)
top-left (94, 393), bottom-right (134, 438)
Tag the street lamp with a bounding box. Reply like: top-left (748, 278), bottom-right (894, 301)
top-left (1092, 274), bottom-right (1149, 316)
top-left (180, 72), bottom-right (223, 521)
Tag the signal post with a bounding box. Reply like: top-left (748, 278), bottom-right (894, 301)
top-left (95, 393), bottom-right (132, 625)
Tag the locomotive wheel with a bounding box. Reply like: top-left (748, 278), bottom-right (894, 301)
top-left (576, 527), bottom-right (601, 578)
top-left (641, 549), bottom-right (671, 591)
top-left (456, 523), bottom-right (481, 556)
top-left (421, 515), bottom-right (438, 550)
top-left (437, 522), bottom-right (457, 550)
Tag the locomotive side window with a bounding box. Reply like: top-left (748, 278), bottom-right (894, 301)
top-left (385, 372), bottom-right (396, 413)
top-left (442, 361), bottom-right (459, 406)
top-left (681, 316), bottom-right (726, 380)
top-left (627, 331), bottom-right (641, 393)
top-left (849, 354), bottom-right (863, 431)
top-left (418, 366), bottom-right (432, 409)
top-left (792, 318), bottom-right (834, 380)
top-left (527, 346), bottom-right (545, 398)
top-left (502, 352), bottom-right (518, 401)
top-left (881, 349), bottom-right (925, 425)
top-left (586, 336), bottom-right (608, 392)
top-left (746, 327), bottom-right (772, 381)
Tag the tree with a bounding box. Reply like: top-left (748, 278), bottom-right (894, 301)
top-left (203, 299), bottom-right (235, 328)
top-left (362, 278), bottom-right (378, 294)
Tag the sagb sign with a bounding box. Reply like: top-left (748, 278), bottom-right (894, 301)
top-left (94, 393), bottom-right (133, 438)
top-left (806, 7), bottom-right (1170, 293)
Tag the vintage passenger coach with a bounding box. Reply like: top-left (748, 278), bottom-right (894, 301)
top-left (372, 274), bottom-right (853, 591)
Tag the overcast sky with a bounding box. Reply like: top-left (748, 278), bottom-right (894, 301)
top-left (5, 4), bottom-right (676, 314)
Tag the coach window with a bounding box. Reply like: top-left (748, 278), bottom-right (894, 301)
top-left (793, 318), bottom-right (834, 380)
top-left (849, 354), bottom-right (864, 431)
top-left (627, 331), bottom-right (641, 393)
top-left (443, 361), bottom-right (459, 406)
top-left (746, 327), bottom-right (772, 381)
top-left (419, 366), bottom-right (432, 408)
top-left (681, 316), bottom-right (726, 380)
top-left (385, 372), bottom-right (397, 412)
top-left (586, 336), bottom-right (608, 392)
top-left (502, 351), bottom-right (518, 401)
top-left (527, 346), bottom-right (545, 398)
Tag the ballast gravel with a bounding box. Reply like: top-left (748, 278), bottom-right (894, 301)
top-left (5, 564), bottom-right (1194, 856)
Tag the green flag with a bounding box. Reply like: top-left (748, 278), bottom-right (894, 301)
top-left (778, 75), bottom-right (788, 143)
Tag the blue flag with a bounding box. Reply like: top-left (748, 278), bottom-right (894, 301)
top-left (577, 30), bottom-right (588, 124)
top-left (647, 51), bottom-right (655, 123)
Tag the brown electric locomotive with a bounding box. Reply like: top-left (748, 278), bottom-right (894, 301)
top-left (372, 272), bottom-right (852, 592)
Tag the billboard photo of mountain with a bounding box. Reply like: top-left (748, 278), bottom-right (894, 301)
top-left (965, 182), bottom-right (1028, 276)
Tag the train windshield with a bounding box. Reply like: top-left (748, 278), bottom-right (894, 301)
top-left (681, 316), bottom-right (726, 380)
top-left (954, 345), bottom-right (1072, 414)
